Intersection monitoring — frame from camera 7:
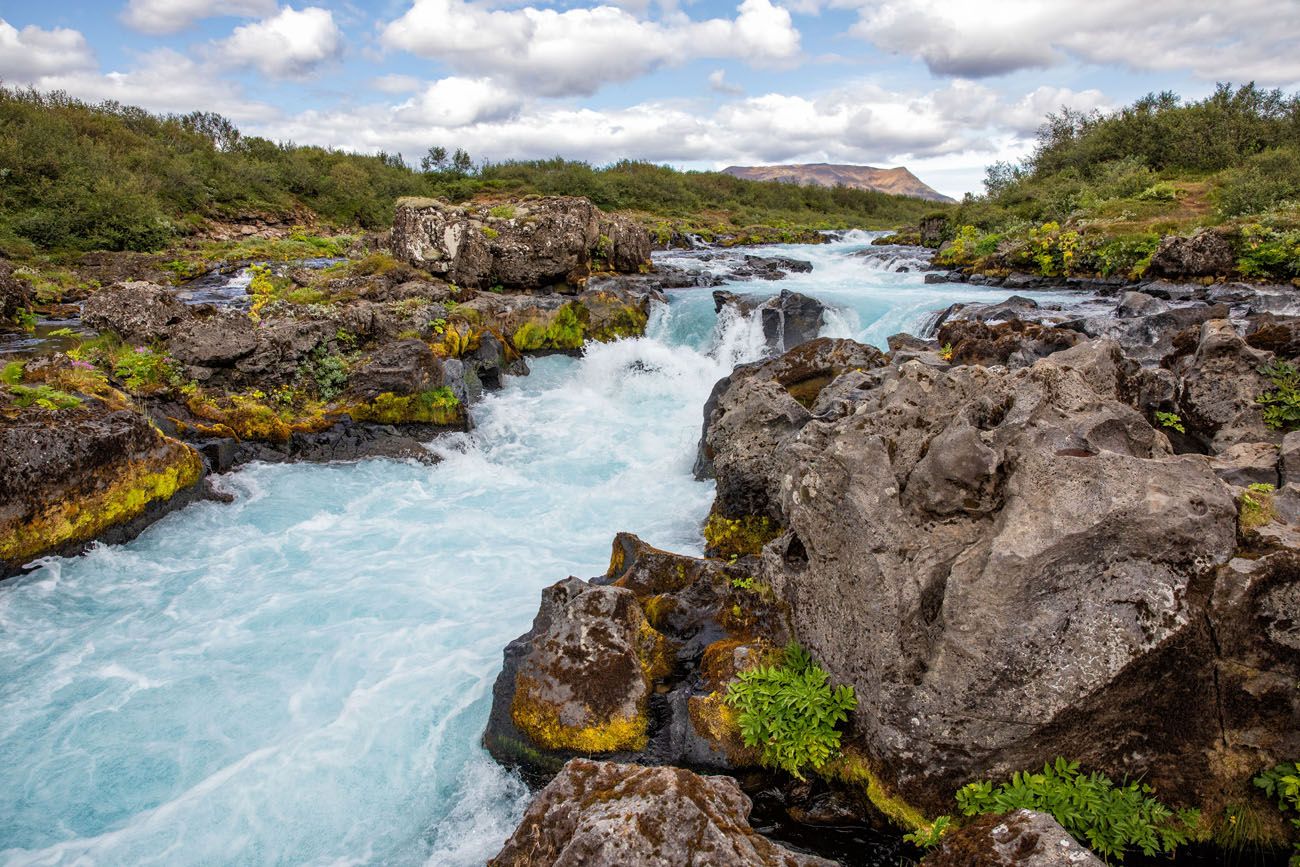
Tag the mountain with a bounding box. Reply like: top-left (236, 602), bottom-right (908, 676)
top-left (721, 163), bottom-right (955, 203)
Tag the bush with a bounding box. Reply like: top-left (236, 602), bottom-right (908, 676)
top-left (1218, 147), bottom-right (1300, 218)
top-left (725, 642), bottom-right (856, 780)
top-left (1237, 226), bottom-right (1300, 278)
top-left (954, 758), bottom-right (1200, 861)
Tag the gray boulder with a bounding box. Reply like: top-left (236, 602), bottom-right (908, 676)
top-left (1171, 319), bottom-right (1278, 453)
top-left (82, 281), bottom-right (191, 344)
top-left (489, 758), bottom-right (835, 867)
top-left (921, 810), bottom-right (1102, 866)
top-left (1147, 229), bottom-right (1234, 278)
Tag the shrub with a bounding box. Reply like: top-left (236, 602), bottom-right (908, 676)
top-left (1257, 360), bottom-right (1300, 430)
top-left (488, 203), bottom-right (517, 219)
top-left (725, 642), bottom-right (856, 780)
top-left (113, 346), bottom-right (177, 392)
top-left (1135, 182), bottom-right (1179, 202)
top-left (1026, 221), bottom-right (1081, 277)
top-left (954, 758), bottom-right (1200, 861)
top-left (1155, 411), bottom-right (1185, 433)
top-left (1237, 226), bottom-right (1300, 279)
top-left (299, 350), bottom-right (348, 401)
top-left (1254, 762), bottom-right (1300, 866)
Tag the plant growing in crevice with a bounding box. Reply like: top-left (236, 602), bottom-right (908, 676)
top-left (952, 758), bottom-right (1200, 861)
top-left (1258, 360), bottom-right (1300, 431)
top-left (1240, 482), bottom-right (1278, 532)
top-left (1254, 762), bottom-right (1300, 865)
top-left (903, 815), bottom-right (951, 849)
top-left (725, 642), bottom-right (856, 780)
top-left (1155, 411), bottom-right (1185, 434)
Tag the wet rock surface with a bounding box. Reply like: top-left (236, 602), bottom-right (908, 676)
top-left (713, 288), bottom-right (828, 354)
top-left (489, 758), bottom-right (836, 867)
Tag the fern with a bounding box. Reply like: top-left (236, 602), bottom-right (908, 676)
top-left (1254, 763), bottom-right (1300, 866)
top-left (956, 758), bottom-right (1199, 861)
top-left (725, 642), bottom-right (855, 780)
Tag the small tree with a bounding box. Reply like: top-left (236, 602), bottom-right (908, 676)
top-left (420, 145), bottom-right (448, 173)
top-left (451, 147), bottom-right (473, 175)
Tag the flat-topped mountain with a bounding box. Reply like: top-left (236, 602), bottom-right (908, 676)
top-left (722, 162), bottom-right (955, 203)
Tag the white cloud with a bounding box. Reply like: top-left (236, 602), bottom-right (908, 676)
top-left (0, 19), bottom-right (96, 79)
top-left (380, 0), bottom-right (801, 97)
top-left (709, 69), bottom-right (743, 95)
top-left (372, 73), bottom-right (424, 94)
top-left (840, 0), bottom-right (1300, 83)
top-left (394, 77), bottom-right (522, 126)
top-left (24, 49), bottom-right (278, 121)
top-left (215, 6), bottom-right (343, 79)
top-left (121, 0), bottom-right (277, 35)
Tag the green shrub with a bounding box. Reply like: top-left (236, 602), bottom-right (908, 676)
top-left (1136, 182), bottom-right (1179, 202)
top-left (1258, 360), bottom-right (1300, 430)
top-left (1237, 226), bottom-right (1300, 279)
top-left (300, 350), bottom-right (349, 401)
top-left (1253, 762), bottom-right (1300, 866)
top-left (1155, 411), bottom-right (1185, 433)
top-left (1026, 221), bottom-right (1081, 276)
top-left (488, 203), bottom-right (517, 219)
top-left (725, 642), bottom-right (856, 780)
top-left (9, 383), bottom-right (82, 410)
top-left (113, 346), bottom-right (177, 392)
top-left (1090, 233), bottom-right (1160, 278)
top-left (955, 758), bottom-right (1200, 861)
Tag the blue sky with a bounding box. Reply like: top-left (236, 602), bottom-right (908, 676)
top-left (2, 0), bottom-right (1297, 197)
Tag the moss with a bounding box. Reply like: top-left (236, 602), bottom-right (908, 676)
top-left (511, 302), bottom-right (588, 352)
top-left (0, 441), bottom-right (202, 564)
top-left (511, 676), bottom-right (649, 753)
top-left (1240, 483), bottom-right (1278, 532)
top-left (825, 746), bottom-right (933, 832)
top-left (703, 512), bottom-right (781, 558)
top-left (348, 387), bottom-right (463, 426)
top-left (587, 303), bottom-right (649, 342)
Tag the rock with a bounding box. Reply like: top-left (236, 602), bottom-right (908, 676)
top-left (1246, 314), bottom-right (1300, 356)
top-left (82, 281), bottom-right (191, 344)
top-left (712, 289), bottom-right (827, 354)
top-left (489, 758), bottom-right (835, 867)
top-left (168, 310), bottom-right (257, 367)
top-left (1171, 319), bottom-right (1278, 452)
top-left (1282, 432), bottom-right (1300, 487)
top-left (695, 338), bottom-right (888, 516)
top-left (1147, 229), bottom-right (1234, 278)
top-left (731, 255), bottom-right (814, 281)
top-left (1114, 291), bottom-right (1164, 318)
top-left (936, 317), bottom-right (1080, 367)
top-left (921, 810), bottom-right (1102, 867)
top-left (704, 345), bottom-right (1253, 812)
top-left (1080, 302), bottom-right (1231, 363)
top-left (345, 339), bottom-right (444, 400)
top-left (920, 215), bottom-right (948, 248)
top-left (0, 399), bottom-right (204, 577)
top-left (486, 577), bottom-right (670, 762)
top-left (1208, 441), bottom-right (1280, 488)
top-left (0, 260), bottom-right (32, 322)
top-left (390, 196), bottom-right (650, 291)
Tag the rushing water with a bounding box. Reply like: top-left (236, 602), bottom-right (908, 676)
top-left (0, 234), bottom-right (1097, 866)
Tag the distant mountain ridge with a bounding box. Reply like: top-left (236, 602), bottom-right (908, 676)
top-left (722, 163), bottom-right (955, 203)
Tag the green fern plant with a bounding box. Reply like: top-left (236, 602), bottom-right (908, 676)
top-left (1258, 360), bottom-right (1300, 431)
top-left (1254, 762), bottom-right (1300, 866)
top-left (1155, 411), bottom-right (1185, 434)
top-left (725, 642), bottom-right (855, 780)
top-left (955, 758), bottom-right (1199, 861)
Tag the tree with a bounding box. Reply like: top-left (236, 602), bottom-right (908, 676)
top-left (451, 147), bottom-right (473, 175)
top-left (421, 145), bottom-right (448, 172)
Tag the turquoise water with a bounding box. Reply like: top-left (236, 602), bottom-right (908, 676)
top-left (0, 235), bottom-right (1093, 866)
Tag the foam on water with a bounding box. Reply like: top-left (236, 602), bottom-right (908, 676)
top-left (0, 235), bottom-right (1099, 866)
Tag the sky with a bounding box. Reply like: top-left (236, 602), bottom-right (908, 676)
top-left (1, 1), bottom-right (1298, 198)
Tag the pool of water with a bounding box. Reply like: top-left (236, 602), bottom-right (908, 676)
top-left (0, 234), bottom-right (1101, 866)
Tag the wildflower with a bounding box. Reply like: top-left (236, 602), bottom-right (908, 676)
top-left (71, 360), bottom-right (94, 370)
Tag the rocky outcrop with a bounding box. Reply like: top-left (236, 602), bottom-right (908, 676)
top-left (921, 811), bottom-right (1102, 867)
top-left (83, 281), bottom-right (191, 343)
top-left (1168, 319), bottom-right (1279, 453)
top-left (1147, 229), bottom-right (1235, 279)
top-left (489, 758), bottom-right (835, 867)
top-left (694, 340), bottom-right (1299, 816)
top-left (713, 289), bottom-right (827, 354)
top-left (485, 533), bottom-right (787, 778)
top-left (0, 382), bottom-right (204, 578)
top-left (935, 318), bottom-right (1080, 367)
top-left (1, 260), bottom-right (32, 323)
top-left (390, 196), bottom-right (650, 291)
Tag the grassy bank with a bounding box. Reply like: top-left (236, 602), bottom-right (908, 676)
top-left (905, 84), bottom-right (1300, 281)
top-left (0, 86), bottom-right (936, 261)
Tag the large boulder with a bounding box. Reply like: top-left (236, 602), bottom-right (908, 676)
top-left (390, 196), bottom-right (650, 291)
top-left (489, 758), bottom-right (835, 867)
top-left (345, 339), bottom-right (444, 400)
top-left (168, 310), bottom-right (258, 367)
top-left (1147, 229), bottom-right (1234, 279)
top-left (698, 341), bottom-right (1299, 816)
top-left (921, 811), bottom-right (1102, 867)
top-left (0, 260), bottom-right (32, 323)
top-left (82, 281), bottom-right (191, 344)
top-left (1169, 319), bottom-right (1278, 453)
top-left (713, 289), bottom-right (827, 354)
top-left (0, 395), bottom-right (204, 577)
top-left (936, 317), bottom-right (1080, 367)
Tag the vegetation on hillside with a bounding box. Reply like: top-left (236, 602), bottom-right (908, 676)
top-left (920, 83), bottom-right (1300, 280)
top-left (0, 86), bottom-right (935, 258)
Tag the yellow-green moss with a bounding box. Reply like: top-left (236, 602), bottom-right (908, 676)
top-left (347, 388), bottom-right (463, 426)
top-left (511, 302), bottom-right (587, 352)
top-left (511, 676), bottom-right (649, 753)
top-left (1239, 484), bottom-right (1278, 532)
top-left (703, 513), bottom-right (781, 558)
top-left (587, 303), bottom-right (649, 342)
top-left (824, 746), bottom-right (932, 832)
top-left (0, 443), bottom-right (202, 564)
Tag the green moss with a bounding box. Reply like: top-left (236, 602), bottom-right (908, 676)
top-left (1240, 483), bottom-right (1278, 532)
top-left (587, 304), bottom-right (648, 342)
top-left (488, 203), bottom-right (517, 219)
top-left (511, 679), bottom-right (649, 753)
top-left (349, 387), bottom-right (462, 426)
top-left (0, 442), bottom-right (202, 565)
top-left (703, 513), bottom-right (781, 558)
top-left (825, 747), bottom-right (933, 832)
top-left (511, 302), bottom-right (588, 352)
top-left (481, 226), bottom-right (500, 240)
